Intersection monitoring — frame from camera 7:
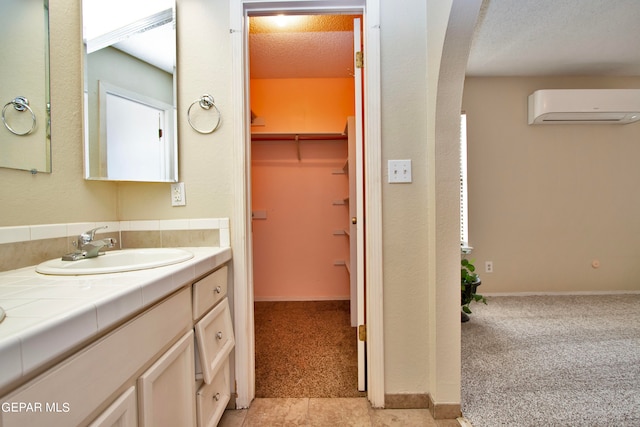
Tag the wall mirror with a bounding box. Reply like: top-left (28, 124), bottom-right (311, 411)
top-left (82, 0), bottom-right (178, 182)
top-left (0, 0), bottom-right (51, 174)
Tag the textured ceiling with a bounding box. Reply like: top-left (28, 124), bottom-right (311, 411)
top-left (249, 15), bottom-right (359, 79)
top-left (467, 0), bottom-right (640, 76)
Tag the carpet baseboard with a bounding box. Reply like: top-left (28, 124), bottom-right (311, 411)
top-left (428, 395), bottom-right (462, 420)
top-left (384, 393), bottom-right (429, 409)
top-left (384, 393), bottom-right (461, 420)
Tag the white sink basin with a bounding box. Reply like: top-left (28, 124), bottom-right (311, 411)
top-left (36, 248), bottom-right (194, 275)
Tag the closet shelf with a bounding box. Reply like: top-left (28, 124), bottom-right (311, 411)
top-left (333, 259), bottom-right (350, 273)
top-left (332, 160), bottom-right (348, 175)
top-left (332, 197), bottom-right (349, 205)
top-left (251, 133), bottom-right (347, 161)
top-left (251, 132), bottom-right (348, 142)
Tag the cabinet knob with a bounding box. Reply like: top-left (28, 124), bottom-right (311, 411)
top-left (213, 392), bottom-right (221, 401)
top-left (351, 217), bottom-right (357, 224)
top-left (216, 331), bottom-right (223, 340)
top-left (214, 286), bottom-right (222, 294)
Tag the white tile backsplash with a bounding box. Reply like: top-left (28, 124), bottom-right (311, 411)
top-left (190, 218), bottom-right (220, 230)
top-left (160, 219), bottom-right (190, 230)
top-left (30, 223), bottom-right (67, 240)
top-left (127, 220), bottom-right (161, 231)
top-left (0, 218), bottom-right (229, 244)
top-left (0, 226), bottom-right (30, 244)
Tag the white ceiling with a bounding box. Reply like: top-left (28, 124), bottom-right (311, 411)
top-left (83, 0), bottom-right (175, 74)
top-left (467, 0), bottom-right (640, 77)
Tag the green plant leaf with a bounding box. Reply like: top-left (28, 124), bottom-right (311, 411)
top-left (462, 305), bottom-right (472, 314)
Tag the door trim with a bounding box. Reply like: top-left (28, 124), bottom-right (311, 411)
top-left (229, 0), bottom-right (384, 408)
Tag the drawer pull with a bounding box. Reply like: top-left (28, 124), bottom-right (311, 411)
top-left (213, 392), bottom-right (221, 401)
top-left (216, 331), bottom-right (223, 340)
top-left (214, 286), bottom-right (222, 294)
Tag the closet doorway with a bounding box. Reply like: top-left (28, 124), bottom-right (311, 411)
top-left (248, 13), bottom-right (365, 398)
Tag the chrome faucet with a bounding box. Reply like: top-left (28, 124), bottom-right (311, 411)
top-left (62, 226), bottom-right (117, 261)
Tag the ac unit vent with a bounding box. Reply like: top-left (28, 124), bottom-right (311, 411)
top-left (528, 89), bottom-right (640, 125)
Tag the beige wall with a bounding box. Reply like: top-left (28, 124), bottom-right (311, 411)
top-left (380, 0), bottom-right (431, 398)
top-left (463, 76), bottom-right (640, 293)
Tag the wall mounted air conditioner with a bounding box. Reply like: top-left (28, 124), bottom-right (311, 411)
top-left (528, 89), bottom-right (640, 125)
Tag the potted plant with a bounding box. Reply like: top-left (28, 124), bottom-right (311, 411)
top-left (461, 258), bottom-right (486, 322)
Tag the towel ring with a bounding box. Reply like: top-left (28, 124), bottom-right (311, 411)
top-left (2, 97), bottom-right (36, 136)
top-left (187, 94), bottom-right (221, 134)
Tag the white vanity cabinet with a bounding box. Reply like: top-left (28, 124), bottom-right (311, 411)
top-left (191, 265), bottom-right (235, 427)
top-left (0, 250), bottom-right (234, 427)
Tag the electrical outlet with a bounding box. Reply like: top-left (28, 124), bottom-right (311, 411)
top-left (388, 159), bottom-right (412, 183)
top-left (485, 261), bottom-right (493, 273)
top-left (171, 182), bottom-right (186, 206)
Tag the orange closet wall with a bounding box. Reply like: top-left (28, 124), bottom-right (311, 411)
top-left (251, 77), bottom-right (354, 300)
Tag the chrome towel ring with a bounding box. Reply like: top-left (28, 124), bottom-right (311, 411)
top-left (2, 96), bottom-right (36, 136)
top-left (187, 94), bottom-right (221, 134)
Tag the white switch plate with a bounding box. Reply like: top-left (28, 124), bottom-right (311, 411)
top-left (171, 182), bottom-right (186, 206)
top-left (388, 160), bottom-right (412, 183)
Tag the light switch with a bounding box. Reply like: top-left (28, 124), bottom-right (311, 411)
top-left (388, 160), bottom-right (412, 183)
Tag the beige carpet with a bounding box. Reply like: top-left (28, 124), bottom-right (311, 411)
top-left (462, 294), bottom-right (640, 426)
top-left (254, 301), bottom-right (366, 398)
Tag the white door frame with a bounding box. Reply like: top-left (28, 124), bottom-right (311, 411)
top-left (229, 0), bottom-right (384, 408)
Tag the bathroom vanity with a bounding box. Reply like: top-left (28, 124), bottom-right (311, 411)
top-left (0, 247), bottom-right (233, 427)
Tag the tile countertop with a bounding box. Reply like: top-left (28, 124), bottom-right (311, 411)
top-left (0, 246), bottom-right (232, 394)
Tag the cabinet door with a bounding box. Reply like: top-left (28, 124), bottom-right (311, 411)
top-left (88, 386), bottom-right (137, 427)
top-left (138, 331), bottom-right (196, 427)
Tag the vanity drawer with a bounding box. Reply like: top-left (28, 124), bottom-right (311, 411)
top-left (195, 359), bottom-right (230, 427)
top-left (192, 266), bottom-right (228, 320)
top-left (194, 297), bottom-right (235, 384)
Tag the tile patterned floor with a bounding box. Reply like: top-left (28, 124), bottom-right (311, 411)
top-left (219, 398), bottom-right (462, 426)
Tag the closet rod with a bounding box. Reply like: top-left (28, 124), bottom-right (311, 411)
top-left (251, 133), bottom-right (347, 142)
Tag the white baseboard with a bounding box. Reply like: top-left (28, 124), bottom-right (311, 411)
top-left (484, 290), bottom-right (640, 297)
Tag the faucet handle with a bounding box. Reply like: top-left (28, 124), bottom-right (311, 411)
top-left (81, 226), bottom-right (108, 242)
